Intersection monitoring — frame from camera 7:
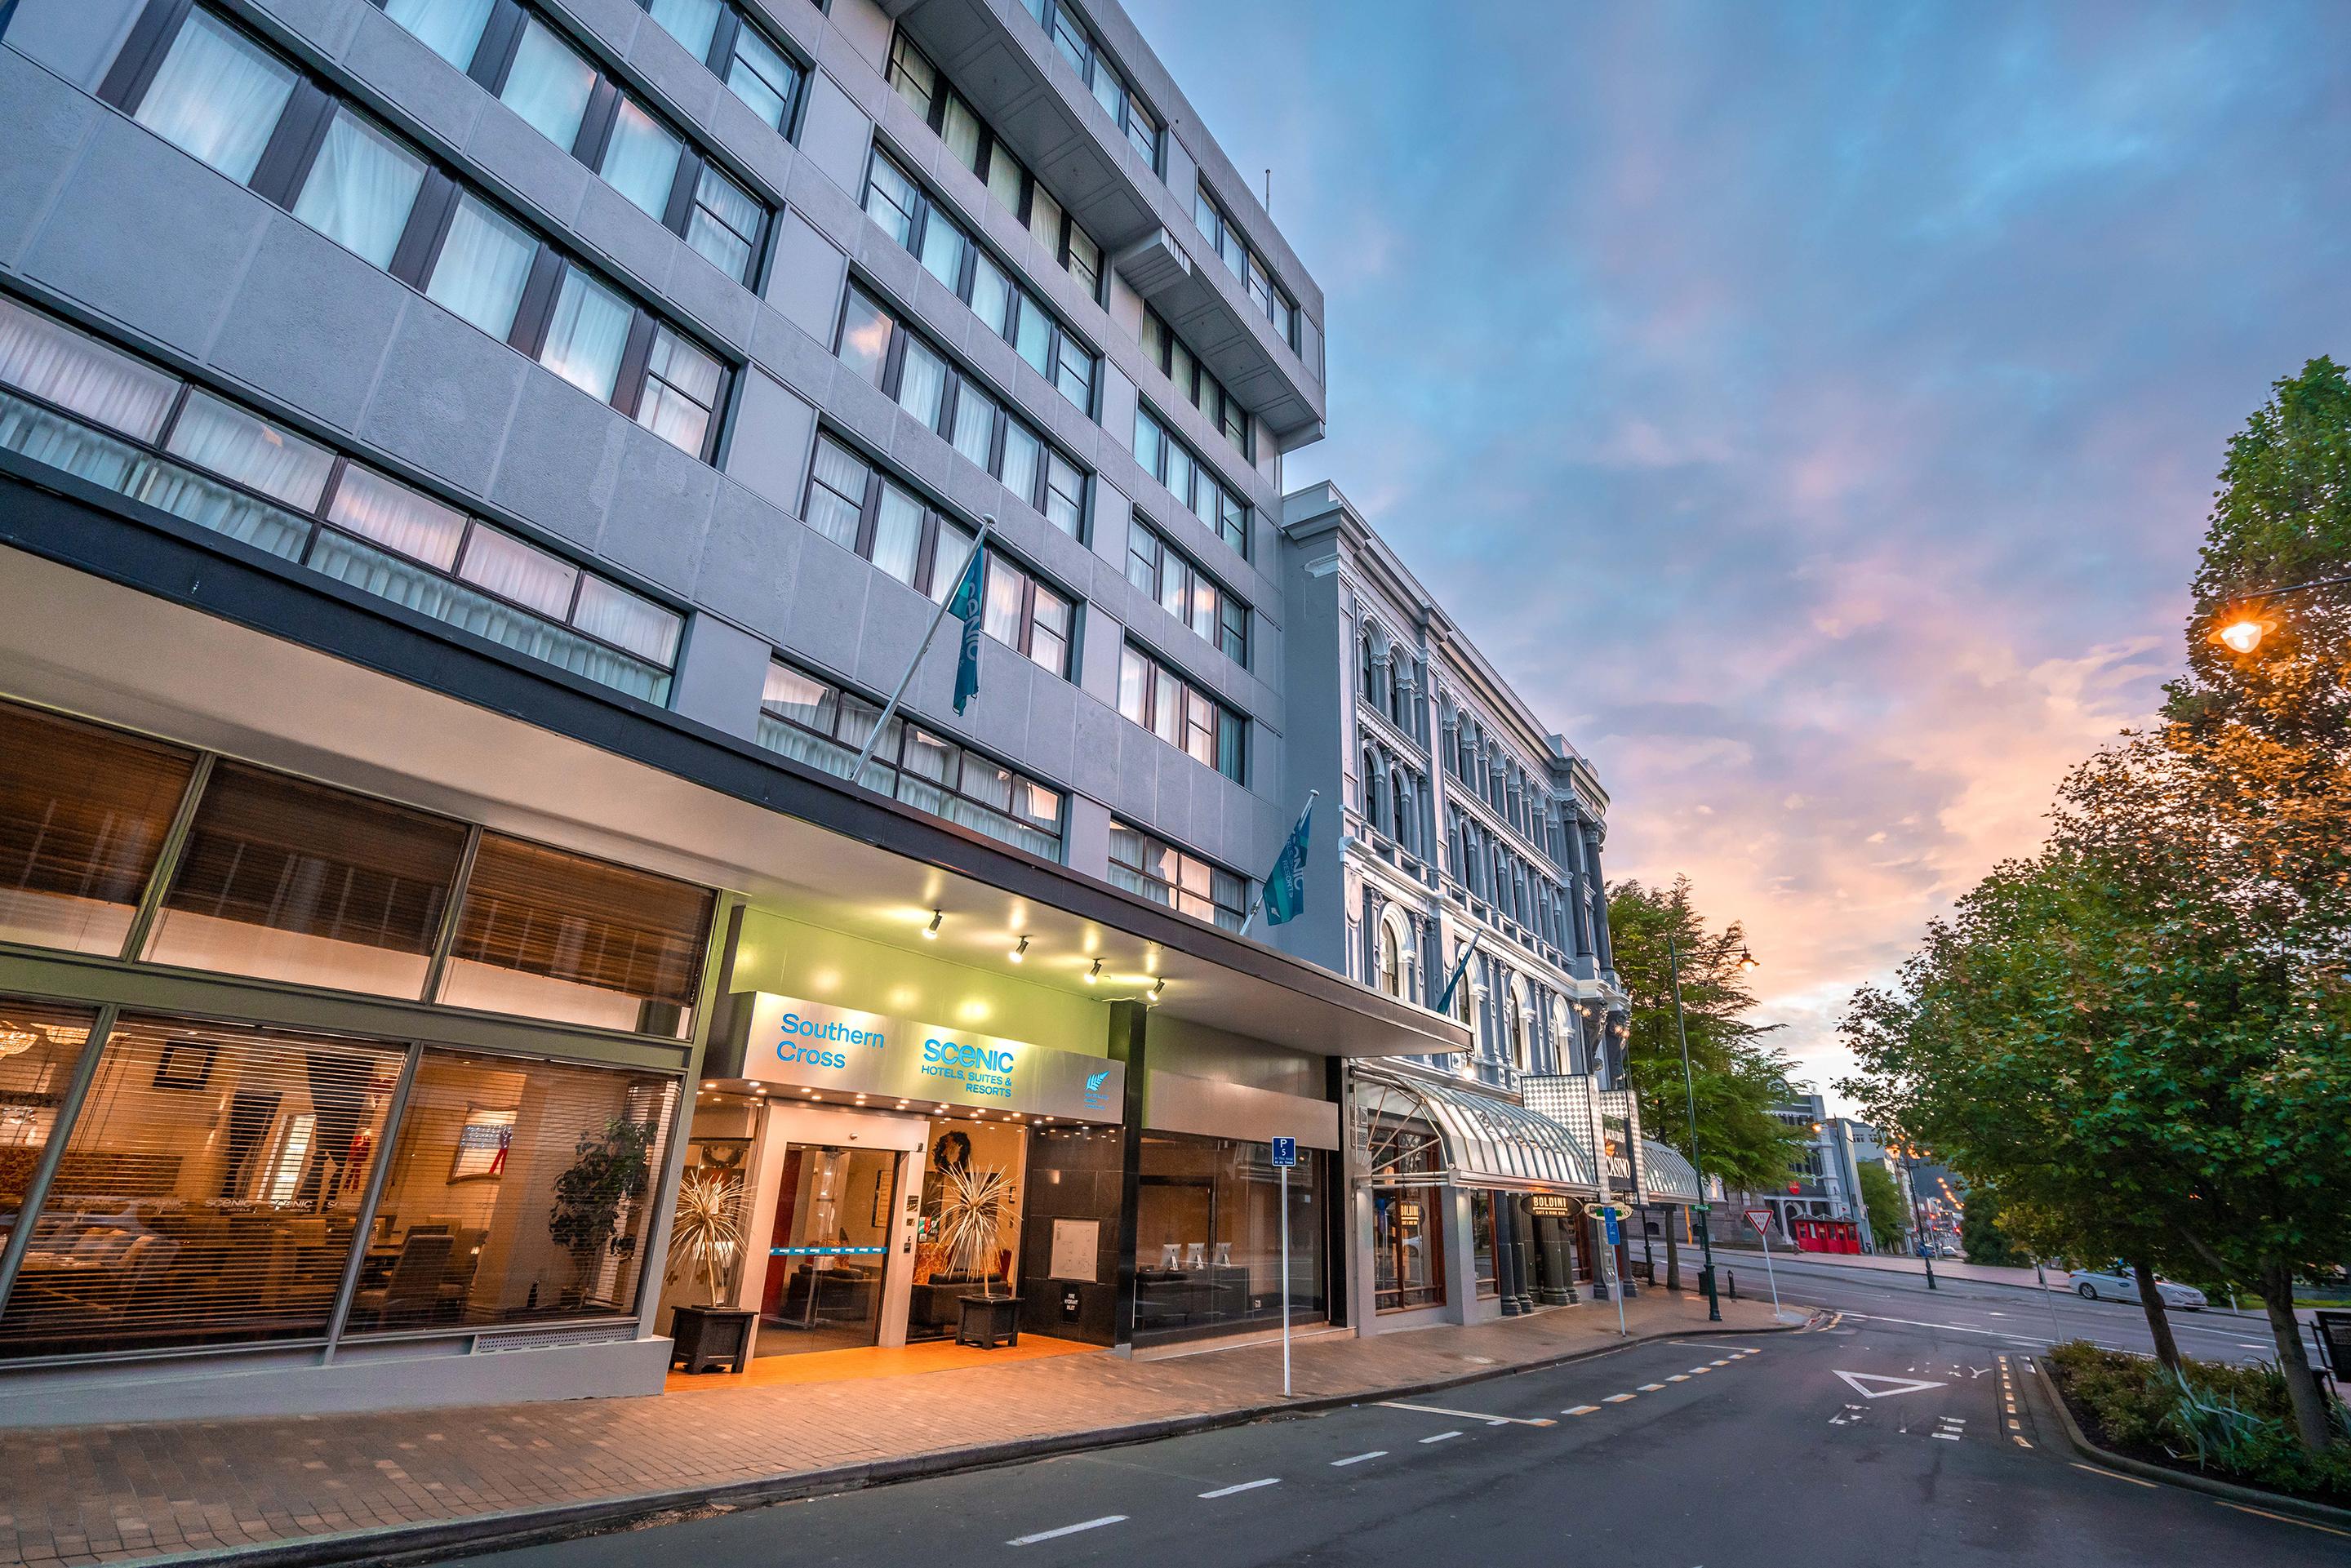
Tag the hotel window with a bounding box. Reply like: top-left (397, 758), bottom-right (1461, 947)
top-left (1030, 0), bottom-right (1160, 173)
top-left (0, 296), bottom-right (686, 703)
top-left (0, 704), bottom-right (198, 957)
top-left (1109, 822), bottom-right (1247, 931)
top-left (349, 1052), bottom-right (677, 1332)
top-left (758, 661), bottom-right (1064, 859)
top-left (438, 835), bottom-right (714, 1037)
top-left (833, 285), bottom-right (1087, 538)
top-left (1133, 404), bottom-right (1247, 557)
top-left (369, 0), bottom-right (776, 285)
top-left (1192, 184), bottom-right (1302, 352)
top-left (861, 149), bottom-right (1098, 417)
top-left (104, 8), bottom-right (735, 458)
top-left (1125, 518), bottom-right (1247, 667)
top-left (1140, 309), bottom-right (1251, 461)
top-left (801, 435), bottom-right (1078, 682)
top-left (1117, 645), bottom-right (1244, 781)
top-left (0, 1014), bottom-right (407, 1358)
top-left (885, 33), bottom-right (1108, 304)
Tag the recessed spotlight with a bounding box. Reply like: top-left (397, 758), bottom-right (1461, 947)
top-left (924, 910), bottom-right (943, 939)
top-left (1086, 958), bottom-right (1102, 984)
top-left (1010, 935), bottom-right (1029, 963)
top-left (1152, 976), bottom-right (1167, 999)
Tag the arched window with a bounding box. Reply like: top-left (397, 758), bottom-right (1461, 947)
top-left (1389, 768), bottom-right (1408, 845)
top-left (1507, 991), bottom-right (1528, 1072)
top-left (1362, 747), bottom-right (1380, 824)
top-left (1377, 919), bottom-right (1402, 997)
top-left (1388, 664), bottom-right (1406, 728)
top-left (1359, 630), bottom-right (1376, 708)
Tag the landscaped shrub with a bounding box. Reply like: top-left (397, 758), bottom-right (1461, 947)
top-left (2045, 1341), bottom-right (2351, 1507)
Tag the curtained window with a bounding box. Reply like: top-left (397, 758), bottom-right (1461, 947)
top-left (292, 108), bottom-right (427, 269)
top-left (132, 10), bottom-right (296, 182)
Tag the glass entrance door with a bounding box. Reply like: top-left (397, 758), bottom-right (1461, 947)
top-left (755, 1143), bottom-right (898, 1356)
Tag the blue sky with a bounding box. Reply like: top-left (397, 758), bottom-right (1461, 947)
top-left (1127, 0), bottom-right (2351, 1100)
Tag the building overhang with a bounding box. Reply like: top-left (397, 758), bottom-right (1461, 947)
top-left (1354, 1064), bottom-right (1598, 1193)
top-left (0, 460), bottom-right (1467, 1064)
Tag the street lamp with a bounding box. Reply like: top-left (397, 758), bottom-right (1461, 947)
top-left (2209, 571), bottom-right (2351, 655)
top-left (1668, 931), bottom-right (1744, 1323)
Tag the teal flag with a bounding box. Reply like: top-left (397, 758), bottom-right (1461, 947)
top-left (949, 544), bottom-right (985, 714)
top-left (1261, 796), bottom-right (1313, 926)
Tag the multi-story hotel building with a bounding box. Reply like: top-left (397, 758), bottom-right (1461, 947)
top-left (0, 0), bottom-right (1474, 1422)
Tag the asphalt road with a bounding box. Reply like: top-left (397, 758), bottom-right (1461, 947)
top-left (443, 1295), bottom-right (2348, 1567)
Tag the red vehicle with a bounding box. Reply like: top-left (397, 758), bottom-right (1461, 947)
top-left (1791, 1215), bottom-right (1862, 1255)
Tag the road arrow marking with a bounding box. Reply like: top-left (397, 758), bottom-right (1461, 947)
top-left (1833, 1370), bottom-right (1951, 1400)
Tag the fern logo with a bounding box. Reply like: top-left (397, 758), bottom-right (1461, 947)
top-left (1083, 1069), bottom-right (1112, 1108)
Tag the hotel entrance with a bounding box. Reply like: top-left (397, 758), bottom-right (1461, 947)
top-left (758, 1142), bottom-right (900, 1355)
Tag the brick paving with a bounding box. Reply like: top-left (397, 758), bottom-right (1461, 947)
top-left (0, 1291), bottom-right (1784, 1566)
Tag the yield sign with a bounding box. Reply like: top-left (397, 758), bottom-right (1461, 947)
top-left (1834, 1370), bottom-right (1949, 1400)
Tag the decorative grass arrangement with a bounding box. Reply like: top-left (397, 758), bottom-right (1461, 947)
top-left (933, 1164), bottom-right (1019, 1297)
top-left (666, 1169), bottom-right (745, 1304)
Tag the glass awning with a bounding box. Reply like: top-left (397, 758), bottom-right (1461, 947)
top-left (1640, 1139), bottom-right (1702, 1204)
top-left (1355, 1069), bottom-right (1596, 1192)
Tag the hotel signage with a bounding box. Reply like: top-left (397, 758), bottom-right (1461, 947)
top-left (741, 992), bottom-right (1123, 1122)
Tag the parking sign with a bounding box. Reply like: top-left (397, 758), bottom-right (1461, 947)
top-left (1270, 1137), bottom-right (1297, 1168)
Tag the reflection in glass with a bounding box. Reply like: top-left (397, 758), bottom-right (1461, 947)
top-left (0, 705), bottom-right (195, 955)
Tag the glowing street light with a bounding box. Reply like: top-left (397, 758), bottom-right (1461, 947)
top-left (2216, 617), bottom-right (2268, 655)
top-left (2210, 571), bottom-right (2349, 656)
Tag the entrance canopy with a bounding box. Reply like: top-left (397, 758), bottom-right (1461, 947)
top-left (1356, 1069), bottom-right (1596, 1193)
top-left (1640, 1139), bottom-right (1702, 1204)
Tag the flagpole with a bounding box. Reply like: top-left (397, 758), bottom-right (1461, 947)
top-left (1434, 928), bottom-right (1482, 1017)
top-left (1238, 788), bottom-right (1318, 938)
top-left (850, 516), bottom-right (993, 786)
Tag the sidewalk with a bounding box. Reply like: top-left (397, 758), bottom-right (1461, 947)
top-left (0, 1291), bottom-right (1789, 1567)
top-left (1708, 1245), bottom-right (2064, 1292)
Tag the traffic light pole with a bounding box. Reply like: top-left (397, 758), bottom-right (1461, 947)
top-left (1666, 935), bottom-right (1722, 1322)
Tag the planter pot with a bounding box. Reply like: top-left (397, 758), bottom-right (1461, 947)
top-left (956, 1294), bottom-right (1023, 1349)
top-left (669, 1304), bottom-right (756, 1374)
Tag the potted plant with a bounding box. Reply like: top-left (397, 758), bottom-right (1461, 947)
top-left (934, 1163), bottom-right (1022, 1348)
top-left (546, 1116), bottom-right (656, 1308)
top-left (664, 1169), bottom-right (755, 1374)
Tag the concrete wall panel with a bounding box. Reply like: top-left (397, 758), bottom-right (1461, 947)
top-left (723, 366), bottom-right (818, 517)
top-left (362, 301), bottom-right (530, 498)
top-left (760, 210), bottom-right (848, 346)
top-left (599, 424), bottom-right (720, 593)
top-left (208, 220), bottom-right (405, 433)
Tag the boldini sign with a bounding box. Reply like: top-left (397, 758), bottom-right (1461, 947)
top-left (741, 992), bottom-right (1124, 1122)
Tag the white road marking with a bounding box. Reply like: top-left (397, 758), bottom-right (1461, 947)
top-left (1932, 1433), bottom-right (1961, 1441)
top-left (1666, 1375), bottom-right (1690, 1383)
top-left (1376, 1400), bottom-right (1554, 1427)
top-left (1688, 1367), bottom-right (1712, 1375)
top-left (1198, 1478), bottom-right (1279, 1499)
top-left (1330, 1451), bottom-right (1385, 1468)
top-left (1638, 1383), bottom-right (1666, 1392)
top-left (1010, 1516), bottom-right (1128, 1546)
top-left (1833, 1370), bottom-right (1951, 1400)
top-left (1603, 1393), bottom-right (1637, 1403)
top-left (1709, 1359), bottom-right (1731, 1366)
top-left (1419, 1430), bottom-right (1462, 1445)
top-left (1563, 1405), bottom-right (1601, 1415)
top-left (2214, 1502), bottom-right (2351, 1539)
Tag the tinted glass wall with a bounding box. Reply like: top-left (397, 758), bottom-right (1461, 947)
top-left (1133, 1133), bottom-right (1323, 1344)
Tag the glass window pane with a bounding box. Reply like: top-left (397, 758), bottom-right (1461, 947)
top-left (928, 517), bottom-right (976, 605)
top-left (0, 1001), bottom-right (98, 1256)
top-left (981, 557), bottom-right (1024, 646)
top-left (1220, 598), bottom-right (1247, 664)
top-left (896, 338), bottom-right (948, 431)
top-left (458, 522), bottom-right (578, 617)
top-left (762, 662), bottom-right (836, 731)
top-left (969, 251), bottom-right (1013, 339)
top-left (806, 435), bottom-right (868, 549)
top-left (1159, 557), bottom-right (1186, 622)
top-left (1184, 689), bottom-right (1215, 766)
top-left (864, 155), bottom-right (919, 248)
top-left (1014, 299), bottom-right (1051, 376)
top-left (887, 33), bottom-right (937, 120)
top-left (1125, 106), bottom-right (1156, 167)
top-left (440, 833), bottom-right (712, 1035)
top-left (918, 207), bottom-right (966, 291)
top-left (164, 390), bottom-right (335, 510)
top-left (726, 21), bottom-right (797, 131)
top-left (1126, 528), bottom-right (1157, 596)
top-left (0, 705), bottom-right (196, 955)
top-left (1218, 711), bottom-right (1244, 780)
top-left (1152, 665), bottom-right (1183, 746)
top-left (322, 464), bottom-right (464, 569)
top-left (571, 575), bottom-right (682, 665)
top-left (999, 420), bottom-right (1042, 505)
top-left (1195, 186), bottom-right (1220, 245)
top-left (645, 0), bottom-right (722, 60)
top-left (1165, 442), bottom-right (1193, 508)
top-left (902, 727), bottom-right (958, 785)
top-left (425, 195), bottom-right (536, 339)
top-left (133, 11), bottom-right (296, 184)
top-left (1131, 406), bottom-right (1166, 481)
top-left (353, 1052), bottom-right (676, 1330)
top-left (1189, 575), bottom-right (1217, 642)
top-left (292, 109), bottom-right (426, 269)
top-left (1089, 58), bottom-right (1122, 120)
top-left (1118, 646), bottom-right (1149, 725)
top-left (1026, 183), bottom-right (1063, 255)
top-left (942, 97), bottom-right (982, 174)
top-left (500, 19), bottom-right (595, 150)
top-left (686, 162), bottom-right (762, 281)
top-left (1051, 11), bottom-right (1087, 71)
top-left (985, 145), bottom-right (1024, 215)
top-left (600, 98), bottom-right (682, 220)
top-left (635, 326), bottom-right (722, 456)
top-left (869, 482), bottom-right (924, 586)
top-left (838, 287), bottom-right (894, 386)
top-left (0, 297), bottom-right (180, 440)
top-left (1219, 487), bottom-right (1248, 554)
top-left (146, 763), bottom-right (467, 996)
top-left (537, 269), bottom-right (633, 402)
top-left (1043, 453), bottom-right (1082, 535)
top-left (1055, 346), bottom-right (1091, 410)
top-left (1191, 467), bottom-right (1219, 529)
top-left (1065, 224), bottom-right (1101, 296)
top-left (384, 0), bottom-right (495, 69)
top-left (0, 1013), bottom-right (402, 1357)
top-left (1028, 586), bottom-right (1069, 675)
top-left (951, 380), bottom-right (997, 469)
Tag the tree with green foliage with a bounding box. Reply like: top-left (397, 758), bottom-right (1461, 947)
top-left (1856, 1162), bottom-right (1907, 1255)
top-left (1607, 877), bottom-right (1804, 1193)
top-left (1958, 1187), bottom-right (2020, 1268)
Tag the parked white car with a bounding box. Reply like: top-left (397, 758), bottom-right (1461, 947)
top-left (2071, 1264), bottom-right (2207, 1310)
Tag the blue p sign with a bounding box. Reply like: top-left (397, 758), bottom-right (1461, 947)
top-left (1270, 1137), bottom-right (1297, 1168)
top-left (1602, 1208), bottom-right (1621, 1246)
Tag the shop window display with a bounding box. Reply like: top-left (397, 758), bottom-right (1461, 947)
top-left (1133, 1133), bottom-right (1322, 1343)
top-left (1367, 1112), bottom-right (1445, 1313)
top-left (908, 1116), bottom-right (1025, 1341)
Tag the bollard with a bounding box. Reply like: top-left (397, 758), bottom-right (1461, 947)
top-left (1728, 1270), bottom-right (1738, 1299)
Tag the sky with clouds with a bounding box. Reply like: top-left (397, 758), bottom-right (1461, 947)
top-left (1125, 0), bottom-right (2351, 1104)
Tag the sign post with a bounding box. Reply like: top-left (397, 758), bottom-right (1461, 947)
top-left (1600, 1206), bottom-right (1627, 1336)
top-left (1271, 1137), bottom-right (1297, 1397)
top-left (1744, 1207), bottom-right (1782, 1318)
